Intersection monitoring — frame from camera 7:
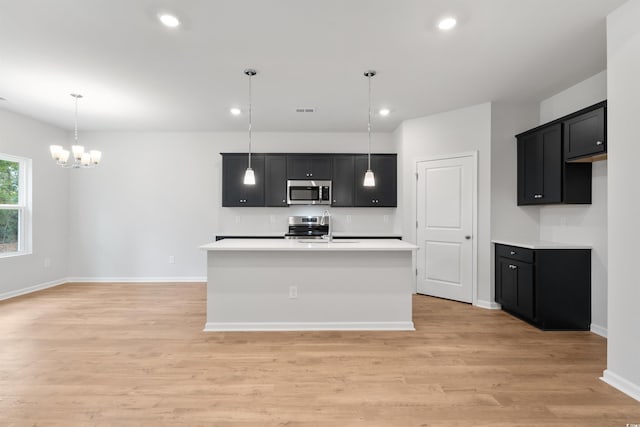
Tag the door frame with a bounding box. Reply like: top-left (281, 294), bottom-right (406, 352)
top-left (414, 151), bottom-right (478, 305)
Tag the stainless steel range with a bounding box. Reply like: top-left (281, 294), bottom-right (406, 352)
top-left (284, 215), bottom-right (330, 239)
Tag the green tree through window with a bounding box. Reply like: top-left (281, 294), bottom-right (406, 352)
top-left (0, 159), bottom-right (21, 253)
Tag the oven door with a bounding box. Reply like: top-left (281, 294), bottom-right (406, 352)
top-left (287, 180), bottom-right (331, 205)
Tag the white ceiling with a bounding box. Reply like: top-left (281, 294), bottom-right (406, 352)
top-left (0, 0), bottom-right (625, 132)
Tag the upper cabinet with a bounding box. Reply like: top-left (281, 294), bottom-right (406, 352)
top-left (221, 153), bottom-right (397, 208)
top-left (516, 102), bottom-right (605, 206)
top-left (265, 155), bottom-right (288, 207)
top-left (517, 124), bottom-right (563, 205)
top-left (287, 155), bottom-right (332, 179)
top-left (354, 155), bottom-right (397, 207)
top-left (564, 105), bottom-right (606, 162)
top-left (222, 154), bottom-right (265, 207)
top-left (331, 155), bottom-right (355, 207)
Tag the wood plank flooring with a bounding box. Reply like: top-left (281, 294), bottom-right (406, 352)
top-left (1, 283), bottom-right (639, 426)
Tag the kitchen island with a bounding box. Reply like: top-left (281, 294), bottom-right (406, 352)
top-left (200, 239), bottom-right (417, 331)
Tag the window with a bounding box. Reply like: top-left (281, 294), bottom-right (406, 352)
top-left (0, 154), bottom-right (31, 257)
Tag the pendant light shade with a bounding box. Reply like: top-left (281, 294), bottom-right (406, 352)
top-left (363, 70), bottom-right (376, 187)
top-left (243, 68), bottom-right (257, 185)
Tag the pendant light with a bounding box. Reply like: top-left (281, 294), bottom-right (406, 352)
top-left (49, 94), bottom-right (102, 169)
top-left (243, 69), bottom-right (257, 185)
top-left (363, 70), bottom-right (376, 187)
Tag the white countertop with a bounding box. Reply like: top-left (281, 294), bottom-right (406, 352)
top-left (214, 232), bottom-right (402, 238)
top-left (492, 239), bottom-right (592, 250)
top-left (201, 238), bottom-right (417, 251)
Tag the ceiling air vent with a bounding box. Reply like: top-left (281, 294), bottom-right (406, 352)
top-left (295, 107), bottom-right (316, 113)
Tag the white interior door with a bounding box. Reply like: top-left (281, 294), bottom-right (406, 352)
top-left (416, 154), bottom-right (475, 303)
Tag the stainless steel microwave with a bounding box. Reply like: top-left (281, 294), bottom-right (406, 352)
top-left (286, 180), bottom-right (332, 205)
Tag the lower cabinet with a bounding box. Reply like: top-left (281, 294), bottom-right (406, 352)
top-left (495, 243), bottom-right (591, 330)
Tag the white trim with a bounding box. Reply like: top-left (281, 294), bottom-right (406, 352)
top-left (590, 323), bottom-right (608, 338)
top-left (474, 299), bottom-right (501, 310)
top-left (0, 278), bottom-right (66, 301)
top-left (204, 321), bottom-right (415, 332)
top-left (414, 151), bottom-right (479, 305)
top-left (66, 276), bottom-right (206, 283)
top-left (601, 370), bottom-right (640, 402)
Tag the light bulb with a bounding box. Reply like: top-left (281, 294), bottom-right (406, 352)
top-left (59, 150), bottom-right (70, 164)
top-left (363, 169), bottom-right (376, 187)
top-left (90, 150), bottom-right (102, 165)
top-left (49, 145), bottom-right (63, 160)
top-left (72, 145), bottom-right (84, 160)
top-left (81, 152), bottom-right (91, 166)
top-left (243, 167), bottom-right (256, 185)
top-left (438, 17), bottom-right (457, 31)
top-left (379, 108), bottom-right (390, 116)
top-left (159, 14), bottom-right (180, 28)
top-left (230, 107), bottom-right (242, 115)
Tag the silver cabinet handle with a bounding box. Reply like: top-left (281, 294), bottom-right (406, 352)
top-left (510, 251), bottom-right (516, 255)
top-left (282, 199), bottom-right (286, 203)
top-left (509, 264), bottom-right (517, 269)
top-left (534, 194), bottom-right (543, 199)
top-left (465, 236), bottom-right (471, 240)
top-left (596, 140), bottom-right (603, 146)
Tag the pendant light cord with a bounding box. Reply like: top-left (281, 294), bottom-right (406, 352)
top-left (248, 72), bottom-right (252, 169)
top-left (74, 95), bottom-right (79, 144)
top-left (367, 73), bottom-right (372, 170)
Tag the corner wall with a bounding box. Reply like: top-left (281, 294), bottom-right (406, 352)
top-left (538, 71), bottom-right (608, 334)
top-left (0, 109), bottom-right (69, 299)
top-left (603, 0), bottom-right (640, 401)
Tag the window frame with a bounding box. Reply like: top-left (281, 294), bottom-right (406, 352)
top-left (0, 153), bottom-right (32, 258)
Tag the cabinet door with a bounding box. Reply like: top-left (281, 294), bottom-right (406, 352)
top-left (287, 155), bottom-right (332, 179)
top-left (331, 156), bottom-right (354, 207)
top-left (564, 107), bottom-right (606, 160)
top-left (265, 155), bottom-right (287, 207)
top-left (517, 124), bottom-right (562, 205)
top-left (222, 154), bottom-right (265, 207)
top-left (354, 155), bottom-right (397, 207)
top-left (497, 257), bottom-right (534, 320)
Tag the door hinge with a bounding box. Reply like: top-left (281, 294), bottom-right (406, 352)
top-left (415, 172), bottom-right (419, 180)
top-left (415, 268), bottom-right (418, 276)
top-left (416, 220), bottom-right (418, 228)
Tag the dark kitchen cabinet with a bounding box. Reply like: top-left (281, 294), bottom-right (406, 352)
top-left (564, 104), bottom-right (606, 162)
top-left (517, 124), bottom-right (591, 205)
top-left (287, 155), bottom-right (332, 179)
top-left (265, 155), bottom-right (287, 207)
top-left (354, 154), bottom-right (397, 207)
top-left (222, 154), bottom-right (265, 207)
top-left (495, 243), bottom-right (591, 330)
top-left (517, 124), bottom-right (563, 205)
top-left (331, 155), bottom-right (355, 207)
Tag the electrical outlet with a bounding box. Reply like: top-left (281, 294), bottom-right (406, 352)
top-left (169, 255), bottom-right (175, 264)
top-left (43, 257), bottom-right (51, 268)
top-left (270, 215), bottom-right (276, 224)
top-left (346, 215), bottom-right (352, 224)
top-left (235, 216), bottom-right (241, 223)
top-left (383, 215), bottom-right (389, 223)
top-left (289, 286), bottom-right (298, 299)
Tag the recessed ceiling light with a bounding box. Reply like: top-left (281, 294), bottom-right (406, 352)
top-left (230, 107), bottom-right (242, 115)
top-left (438, 17), bottom-right (457, 31)
top-left (379, 108), bottom-right (390, 116)
top-left (159, 13), bottom-right (180, 28)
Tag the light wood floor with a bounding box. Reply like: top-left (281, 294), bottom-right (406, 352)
top-left (1, 283), bottom-right (639, 426)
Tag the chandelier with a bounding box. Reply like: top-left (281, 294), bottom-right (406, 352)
top-left (49, 94), bottom-right (102, 168)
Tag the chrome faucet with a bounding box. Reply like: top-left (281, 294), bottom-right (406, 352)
top-left (320, 209), bottom-right (332, 242)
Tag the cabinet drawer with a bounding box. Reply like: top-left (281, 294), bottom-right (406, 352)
top-left (495, 244), bottom-right (533, 263)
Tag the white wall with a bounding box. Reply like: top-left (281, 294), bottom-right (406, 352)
top-left (397, 103), bottom-right (493, 305)
top-left (538, 72), bottom-right (608, 333)
top-left (0, 109), bottom-right (69, 298)
top-left (68, 131), bottom-right (397, 280)
top-left (603, 0), bottom-right (640, 401)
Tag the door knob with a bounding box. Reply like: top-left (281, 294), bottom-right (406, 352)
top-left (465, 236), bottom-right (471, 240)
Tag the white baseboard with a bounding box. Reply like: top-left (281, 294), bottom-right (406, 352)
top-left (0, 278), bottom-right (66, 301)
top-left (204, 321), bottom-right (416, 332)
top-left (590, 323), bottom-right (608, 338)
top-left (474, 299), bottom-right (501, 310)
top-left (601, 370), bottom-right (640, 402)
top-left (66, 277), bottom-right (206, 283)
